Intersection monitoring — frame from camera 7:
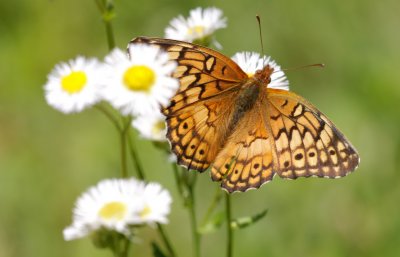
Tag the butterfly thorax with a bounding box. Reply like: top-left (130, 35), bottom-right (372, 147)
top-left (228, 65), bottom-right (274, 129)
top-left (227, 80), bottom-right (261, 132)
top-left (254, 65), bottom-right (274, 85)
top-left (226, 66), bottom-right (273, 141)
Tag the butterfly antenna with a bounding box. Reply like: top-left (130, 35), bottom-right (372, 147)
top-left (274, 63), bottom-right (325, 74)
top-left (256, 15), bottom-right (265, 59)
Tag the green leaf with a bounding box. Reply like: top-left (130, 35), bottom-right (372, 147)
top-left (231, 209), bottom-right (268, 230)
top-left (198, 211), bottom-right (225, 234)
top-left (151, 242), bottom-right (169, 257)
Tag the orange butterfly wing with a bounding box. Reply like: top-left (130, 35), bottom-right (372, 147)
top-left (210, 87), bottom-right (359, 192)
top-left (266, 89), bottom-right (359, 179)
top-left (210, 95), bottom-right (275, 192)
top-left (130, 37), bottom-right (247, 171)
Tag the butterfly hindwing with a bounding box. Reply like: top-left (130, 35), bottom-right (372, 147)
top-left (267, 89), bottom-right (359, 179)
top-left (211, 99), bottom-right (275, 192)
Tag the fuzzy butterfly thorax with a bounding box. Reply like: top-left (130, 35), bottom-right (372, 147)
top-left (254, 65), bottom-right (274, 85)
top-left (130, 37), bottom-right (360, 193)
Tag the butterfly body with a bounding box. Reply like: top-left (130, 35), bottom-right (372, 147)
top-left (131, 37), bottom-right (360, 193)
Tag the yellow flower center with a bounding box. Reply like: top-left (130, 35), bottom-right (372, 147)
top-left (139, 205), bottom-right (152, 218)
top-left (61, 71), bottom-right (87, 94)
top-left (123, 65), bottom-right (155, 92)
top-left (152, 121), bottom-right (166, 135)
top-left (187, 25), bottom-right (205, 37)
top-left (98, 202), bottom-right (127, 220)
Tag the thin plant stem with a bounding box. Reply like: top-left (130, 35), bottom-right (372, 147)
top-left (121, 237), bottom-right (131, 257)
top-left (95, 104), bottom-right (129, 178)
top-left (120, 131), bottom-right (127, 178)
top-left (187, 173), bottom-right (200, 257)
top-left (119, 118), bottom-right (131, 178)
top-left (171, 163), bottom-right (184, 199)
top-left (127, 130), bottom-right (145, 180)
top-left (201, 186), bottom-right (222, 225)
top-left (94, 0), bottom-right (116, 50)
top-left (95, 104), bottom-right (121, 132)
top-left (157, 223), bottom-right (177, 257)
top-left (225, 193), bottom-right (233, 257)
top-left (104, 20), bottom-right (116, 50)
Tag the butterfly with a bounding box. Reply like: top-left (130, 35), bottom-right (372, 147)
top-left (130, 37), bottom-right (360, 193)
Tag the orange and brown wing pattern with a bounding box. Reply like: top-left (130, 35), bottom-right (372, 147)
top-left (130, 37), bottom-right (248, 115)
top-left (266, 89), bottom-right (359, 179)
top-left (210, 101), bottom-right (275, 192)
top-left (166, 93), bottom-right (238, 172)
top-left (130, 37), bottom-right (249, 172)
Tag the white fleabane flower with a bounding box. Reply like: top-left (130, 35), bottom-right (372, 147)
top-left (232, 52), bottom-right (289, 90)
top-left (44, 56), bottom-right (104, 113)
top-left (137, 183), bottom-right (172, 225)
top-left (63, 178), bottom-right (145, 241)
top-left (132, 111), bottom-right (167, 141)
top-left (63, 178), bottom-right (173, 241)
top-left (165, 7), bottom-right (227, 47)
top-left (101, 45), bottom-right (179, 116)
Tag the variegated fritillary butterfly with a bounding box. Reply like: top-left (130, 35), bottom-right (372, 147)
top-left (131, 37), bottom-right (360, 193)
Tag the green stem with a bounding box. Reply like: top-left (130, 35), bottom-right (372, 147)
top-left (225, 193), bottom-right (233, 257)
top-left (171, 163), bottom-right (184, 199)
top-left (104, 18), bottom-right (116, 50)
top-left (187, 174), bottom-right (200, 257)
top-left (201, 186), bottom-right (222, 225)
top-left (157, 223), bottom-right (177, 257)
top-left (120, 118), bottom-right (131, 178)
top-left (121, 237), bottom-right (131, 257)
top-left (95, 104), bottom-right (121, 132)
top-left (94, 0), bottom-right (116, 50)
top-left (127, 131), bottom-right (146, 180)
top-left (120, 132), bottom-right (127, 178)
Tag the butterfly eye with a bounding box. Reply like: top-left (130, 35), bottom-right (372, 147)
top-left (268, 77), bottom-right (271, 83)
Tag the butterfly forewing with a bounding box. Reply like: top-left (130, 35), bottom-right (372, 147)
top-left (166, 93), bottom-right (239, 171)
top-left (130, 37), bottom-right (246, 171)
top-left (130, 37), bottom-right (247, 116)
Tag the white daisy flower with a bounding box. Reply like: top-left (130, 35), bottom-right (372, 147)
top-left (101, 45), bottom-right (179, 116)
top-left (165, 7), bottom-right (227, 47)
top-left (232, 52), bottom-right (289, 90)
top-left (132, 111), bottom-right (167, 141)
top-left (44, 56), bottom-right (104, 113)
top-left (63, 178), bottom-right (145, 241)
top-left (137, 182), bottom-right (172, 225)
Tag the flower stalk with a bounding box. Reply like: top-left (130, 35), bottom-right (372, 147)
top-left (225, 193), bottom-right (233, 257)
top-left (95, 0), bottom-right (116, 50)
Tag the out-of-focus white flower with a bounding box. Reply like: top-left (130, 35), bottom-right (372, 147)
top-left (44, 56), bottom-right (104, 113)
top-left (135, 183), bottom-right (172, 225)
top-left (63, 178), bottom-right (172, 241)
top-left (101, 45), bottom-right (179, 116)
top-left (232, 52), bottom-right (289, 90)
top-left (63, 178), bottom-right (144, 240)
top-left (132, 111), bottom-right (167, 141)
top-left (165, 7), bottom-right (227, 47)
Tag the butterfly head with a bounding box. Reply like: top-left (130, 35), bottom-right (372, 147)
top-left (254, 65), bottom-right (274, 85)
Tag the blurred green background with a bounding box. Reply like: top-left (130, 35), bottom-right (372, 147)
top-left (1, 0), bottom-right (399, 256)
